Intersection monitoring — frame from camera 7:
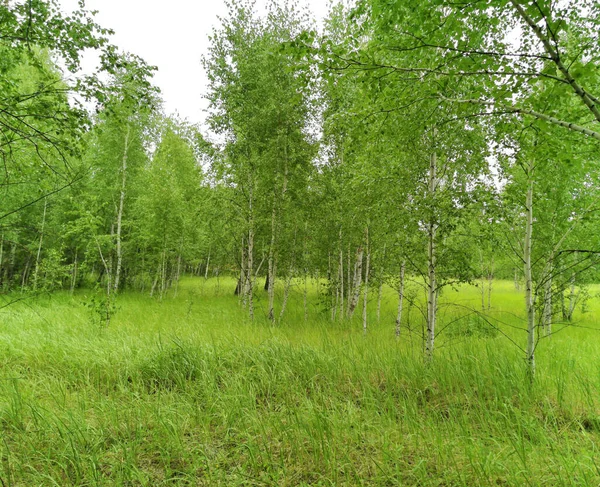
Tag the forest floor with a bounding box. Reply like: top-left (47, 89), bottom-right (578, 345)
top-left (0, 277), bottom-right (600, 486)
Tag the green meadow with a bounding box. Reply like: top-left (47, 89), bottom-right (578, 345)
top-left (0, 278), bottom-right (599, 486)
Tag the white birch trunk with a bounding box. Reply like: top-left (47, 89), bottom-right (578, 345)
top-left (239, 238), bottom-right (246, 305)
top-left (278, 267), bottom-right (294, 325)
top-left (32, 197), bottom-right (48, 291)
top-left (348, 246), bottom-right (364, 319)
top-left (21, 259), bottom-right (30, 291)
top-left (9, 238), bottom-right (16, 286)
top-left (304, 224), bottom-right (309, 322)
top-left (425, 144), bottom-right (438, 362)
top-left (377, 244), bottom-right (386, 323)
top-left (0, 233), bottom-right (4, 288)
top-left (362, 227), bottom-right (370, 334)
top-left (159, 246), bottom-right (167, 301)
top-left (173, 251), bottom-right (182, 298)
top-left (487, 255), bottom-right (494, 310)
top-left (113, 124), bottom-right (131, 294)
top-left (278, 226), bottom-right (297, 324)
top-left (524, 170), bottom-right (536, 378)
top-left (395, 260), bottom-right (406, 339)
top-left (204, 248), bottom-right (211, 280)
top-left (94, 236), bottom-right (113, 326)
top-left (329, 251), bottom-right (335, 321)
top-left (568, 271), bottom-right (577, 321)
top-left (70, 249), bottom-right (78, 294)
top-left (376, 281), bottom-right (383, 323)
top-left (543, 269), bottom-right (552, 336)
top-left (346, 247), bottom-right (351, 316)
top-left (303, 269), bottom-right (308, 322)
top-left (267, 199), bottom-right (277, 321)
top-left (247, 178), bottom-right (255, 321)
top-left (279, 274), bottom-right (292, 324)
top-left (150, 263), bottom-right (160, 297)
top-left (339, 231), bottom-right (344, 320)
top-left (479, 249), bottom-right (486, 311)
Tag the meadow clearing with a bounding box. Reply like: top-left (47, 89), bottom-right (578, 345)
top-left (0, 277), bottom-right (599, 486)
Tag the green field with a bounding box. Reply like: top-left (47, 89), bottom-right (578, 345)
top-left (1, 277), bottom-right (600, 486)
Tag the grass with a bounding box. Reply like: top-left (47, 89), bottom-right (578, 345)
top-left (0, 276), bottom-right (599, 485)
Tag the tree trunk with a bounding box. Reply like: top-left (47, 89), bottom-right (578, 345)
top-left (346, 246), bottom-right (351, 316)
top-left (487, 255), bottom-right (494, 310)
top-left (204, 248), bottom-right (211, 280)
top-left (267, 149), bottom-right (288, 322)
top-left (338, 230), bottom-right (344, 320)
top-left (304, 270), bottom-right (308, 322)
top-left (348, 246), bottom-right (364, 319)
top-left (376, 281), bottom-right (383, 323)
top-left (32, 197), bottom-right (47, 291)
top-left (279, 272), bottom-right (293, 324)
top-left (567, 271), bottom-right (577, 321)
top-left (238, 238), bottom-right (245, 300)
top-left (331, 250), bottom-right (337, 322)
top-left (173, 251), bottom-right (182, 298)
top-left (560, 285), bottom-right (567, 321)
top-left (377, 244), bottom-right (386, 322)
top-left (304, 223), bottom-right (309, 322)
top-left (267, 199), bottom-right (277, 321)
top-left (150, 263), bottom-right (160, 297)
top-left (328, 251), bottom-right (336, 321)
top-left (113, 124), bottom-right (131, 294)
top-left (159, 245), bottom-right (167, 301)
top-left (94, 236), bottom-right (113, 326)
top-left (278, 226), bottom-right (297, 324)
top-left (426, 144), bottom-right (438, 363)
top-left (279, 266), bottom-right (294, 325)
top-left (524, 168), bottom-right (536, 379)
top-left (362, 227), bottom-right (370, 334)
top-left (8, 237), bottom-right (17, 285)
top-left (396, 260), bottom-right (406, 339)
top-left (247, 179), bottom-right (255, 321)
top-left (480, 249), bottom-right (486, 310)
top-left (21, 258), bottom-right (30, 291)
top-left (70, 249), bottom-right (78, 294)
top-left (543, 269), bottom-right (552, 336)
top-left (0, 232), bottom-right (4, 288)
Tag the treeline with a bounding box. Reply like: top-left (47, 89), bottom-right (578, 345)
top-left (0, 75), bottom-right (209, 298)
top-left (2, 0), bottom-right (600, 374)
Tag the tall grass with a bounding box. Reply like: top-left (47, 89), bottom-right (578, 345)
top-left (0, 277), bottom-right (599, 485)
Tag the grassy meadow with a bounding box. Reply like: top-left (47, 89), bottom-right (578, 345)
top-left (1, 277), bottom-right (600, 486)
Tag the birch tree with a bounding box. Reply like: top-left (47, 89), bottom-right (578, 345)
top-left (204, 0), bottom-right (316, 320)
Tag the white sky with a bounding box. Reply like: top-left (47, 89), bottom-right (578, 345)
top-left (60, 0), bottom-right (331, 126)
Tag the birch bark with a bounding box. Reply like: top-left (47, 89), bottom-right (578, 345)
top-left (32, 197), bottom-right (48, 291)
top-left (362, 227), bottom-right (370, 334)
top-left (524, 167), bottom-right (536, 378)
top-left (113, 124), bottom-right (131, 293)
top-left (425, 145), bottom-right (438, 362)
top-left (348, 246), bottom-right (364, 319)
top-left (395, 260), bottom-right (406, 339)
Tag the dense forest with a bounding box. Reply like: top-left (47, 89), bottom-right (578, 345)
top-left (3, 0), bottom-right (599, 373)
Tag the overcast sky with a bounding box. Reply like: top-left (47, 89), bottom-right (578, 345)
top-left (60, 0), bottom-right (331, 125)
